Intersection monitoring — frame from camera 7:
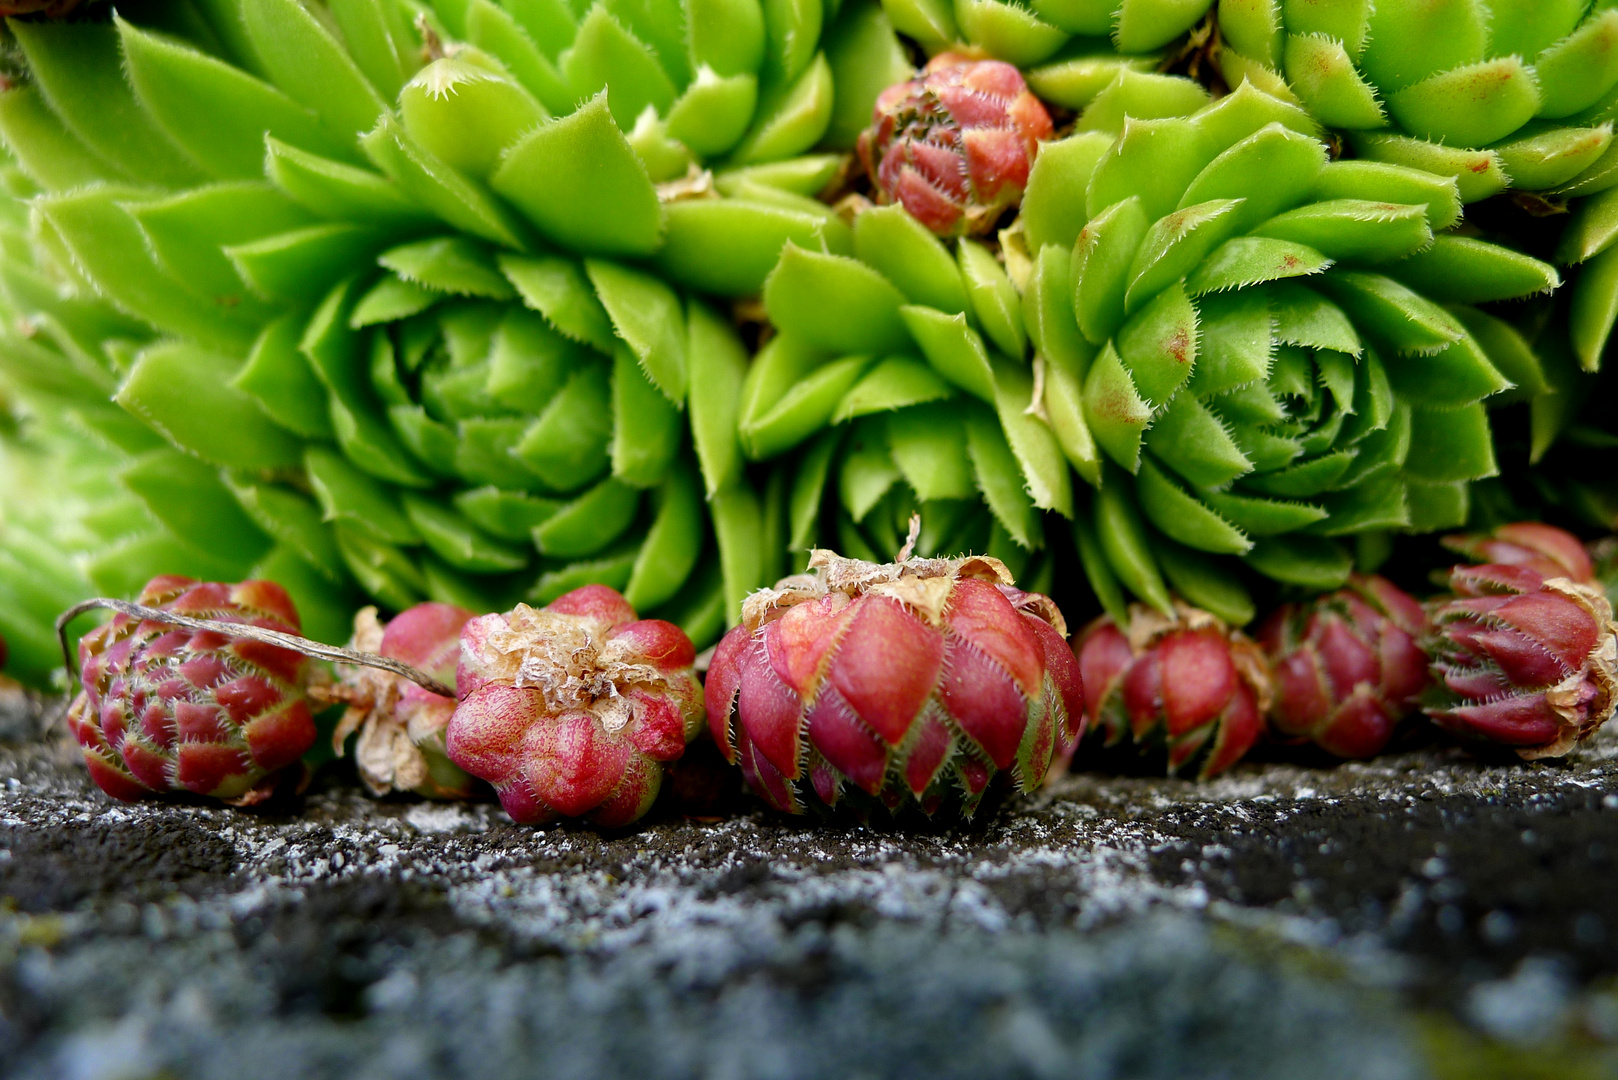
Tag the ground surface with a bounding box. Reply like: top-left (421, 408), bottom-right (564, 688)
top-left (1, 687), bottom-right (1616, 1080)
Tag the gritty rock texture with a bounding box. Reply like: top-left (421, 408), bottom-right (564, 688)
top-left (1, 685), bottom-right (1617, 1079)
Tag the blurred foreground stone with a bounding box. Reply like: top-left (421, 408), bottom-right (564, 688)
top-left (1, 688), bottom-right (1617, 1079)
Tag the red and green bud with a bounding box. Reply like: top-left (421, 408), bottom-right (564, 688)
top-left (446, 585), bottom-right (705, 827)
top-left (1258, 575), bottom-right (1430, 759)
top-left (857, 52), bottom-right (1054, 237)
top-left (704, 547), bottom-right (1083, 818)
top-left (1442, 522), bottom-right (1595, 585)
top-left (1426, 564), bottom-right (1618, 758)
top-left (325, 603), bottom-right (477, 800)
top-left (66, 576), bottom-right (316, 804)
top-left (1076, 605), bottom-right (1270, 778)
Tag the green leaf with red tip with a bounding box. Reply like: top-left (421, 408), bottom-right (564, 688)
top-left (585, 258), bottom-right (688, 401)
top-left (1186, 237), bottom-right (1332, 295)
top-left (1115, 282), bottom-right (1198, 407)
top-left (1348, 132), bottom-right (1508, 203)
top-left (1072, 196), bottom-right (1149, 345)
top-left (764, 245), bottom-right (911, 354)
top-left (1125, 199), bottom-right (1243, 312)
top-left (491, 95), bottom-right (664, 258)
top-left (1251, 200), bottom-right (1430, 263)
top-left (1282, 33), bottom-right (1385, 130)
top-left (854, 205), bottom-right (970, 315)
top-left (1310, 160), bottom-right (1462, 231)
top-left (1083, 342), bottom-right (1152, 470)
top-left (1494, 124), bottom-right (1613, 190)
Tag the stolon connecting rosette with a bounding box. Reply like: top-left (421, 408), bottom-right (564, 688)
top-left (1425, 562), bottom-right (1618, 759)
top-left (445, 585), bottom-right (706, 826)
top-left (1076, 602), bottom-right (1270, 778)
top-left (318, 602), bottom-right (479, 800)
top-left (59, 576), bottom-right (323, 805)
top-left (58, 577), bottom-right (701, 826)
top-left (1258, 574), bottom-right (1430, 759)
top-left (704, 522), bottom-right (1083, 817)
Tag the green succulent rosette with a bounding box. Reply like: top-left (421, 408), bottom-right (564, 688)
top-left (0, 0), bottom-right (914, 652)
top-left (0, 149), bottom-right (356, 685)
top-left (1216, 0), bottom-right (1618, 373)
top-left (880, 0), bottom-right (1214, 112)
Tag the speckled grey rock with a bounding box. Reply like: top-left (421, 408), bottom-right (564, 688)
top-left (2, 690), bottom-right (1618, 1080)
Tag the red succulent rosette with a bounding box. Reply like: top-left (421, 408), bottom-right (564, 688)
top-left (1258, 574), bottom-right (1430, 759)
top-left (856, 52), bottom-right (1054, 237)
top-left (1425, 563), bottom-right (1618, 758)
top-left (1076, 604), bottom-right (1271, 779)
top-left (1442, 522), bottom-right (1595, 584)
top-left (446, 585), bottom-right (704, 827)
top-left (324, 602), bottom-right (477, 799)
top-left (704, 546), bottom-right (1082, 817)
top-left (66, 575), bottom-right (315, 804)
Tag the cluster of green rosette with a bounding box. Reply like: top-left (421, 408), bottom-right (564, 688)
top-left (0, 0), bottom-right (1595, 688)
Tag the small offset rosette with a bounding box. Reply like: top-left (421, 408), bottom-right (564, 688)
top-left (1076, 604), bottom-right (1270, 779)
top-left (704, 542), bottom-right (1083, 818)
top-left (446, 586), bottom-right (705, 827)
top-left (325, 603), bottom-right (477, 800)
top-left (1259, 574), bottom-right (1431, 758)
top-left (857, 52), bottom-right (1053, 236)
top-left (66, 576), bottom-right (316, 804)
top-left (1426, 564), bottom-right (1618, 758)
top-left (1442, 523), bottom-right (1596, 584)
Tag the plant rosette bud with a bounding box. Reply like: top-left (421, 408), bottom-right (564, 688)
top-left (1258, 574), bottom-right (1430, 759)
top-left (322, 603), bottom-right (478, 800)
top-left (704, 543), bottom-right (1083, 818)
top-left (66, 576), bottom-right (316, 804)
top-left (1425, 564), bottom-right (1618, 758)
top-left (445, 586), bottom-right (704, 827)
top-left (857, 52), bottom-right (1054, 237)
top-left (1076, 603), bottom-right (1271, 778)
top-left (1443, 522), bottom-right (1596, 584)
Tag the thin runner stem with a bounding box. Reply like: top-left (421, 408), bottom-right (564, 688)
top-left (56, 598), bottom-right (457, 698)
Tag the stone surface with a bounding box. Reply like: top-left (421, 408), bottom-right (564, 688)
top-left (2, 684), bottom-right (1618, 1079)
